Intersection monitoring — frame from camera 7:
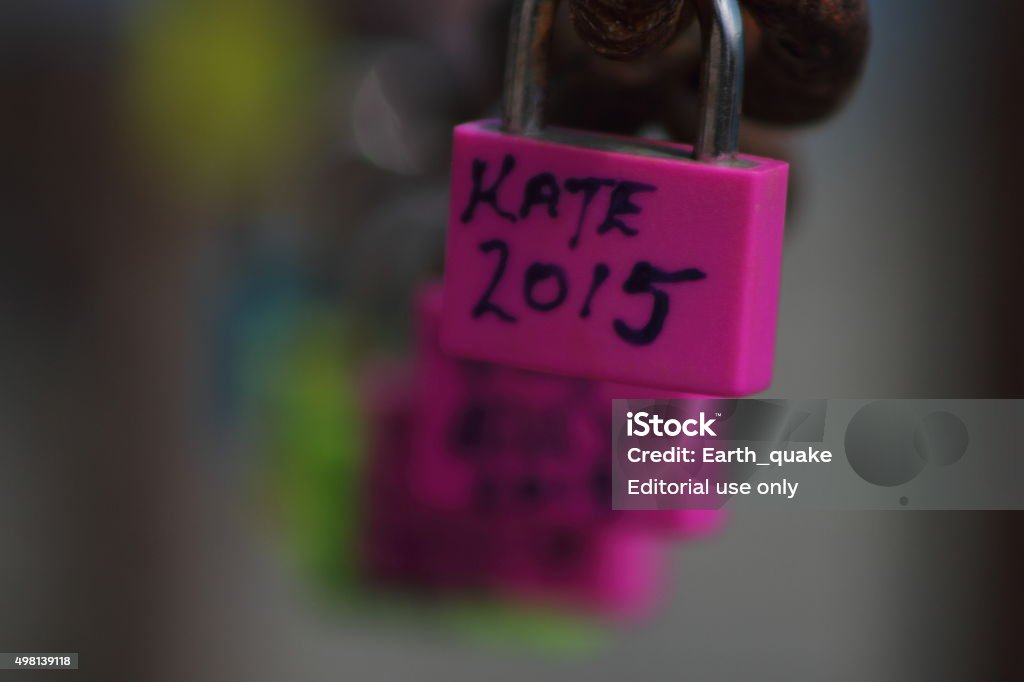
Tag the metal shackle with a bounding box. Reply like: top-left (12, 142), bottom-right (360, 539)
top-left (501, 0), bottom-right (745, 162)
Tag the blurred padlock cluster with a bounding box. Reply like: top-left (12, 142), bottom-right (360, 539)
top-left (362, 285), bottom-right (723, 611)
top-left (220, 262), bottom-right (723, 643)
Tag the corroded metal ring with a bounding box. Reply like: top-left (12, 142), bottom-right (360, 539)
top-left (742, 0), bottom-right (870, 124)
top-left (566, 0), bottom-right (870, 125)
top-left (568, 0), bottom-right (686, 61)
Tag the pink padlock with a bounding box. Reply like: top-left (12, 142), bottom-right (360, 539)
top-left (441, 0), bottom-right (788, 396)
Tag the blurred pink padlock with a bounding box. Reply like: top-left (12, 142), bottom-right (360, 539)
top-left (412, 284), bottom-right (723, 538)
top-left (441, 0), bottom-right (788, 396)
top-left (361, 360), bottom-right (666, 618)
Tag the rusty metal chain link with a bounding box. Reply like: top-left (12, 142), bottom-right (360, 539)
top-left (561, 0), bottom-right (869, 126)
top-left (568, 0), bottom-right (688, 60)
top-left (741, 0), bottom-right (870, 123)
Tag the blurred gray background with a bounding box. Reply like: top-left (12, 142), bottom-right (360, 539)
top-left (1, 1), bottom-right (1021, 681)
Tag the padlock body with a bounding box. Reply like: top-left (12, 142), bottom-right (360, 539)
top-left (442, 120), bottom-right (788, 395)
top-left (362, 365), bottom-right (664, 617)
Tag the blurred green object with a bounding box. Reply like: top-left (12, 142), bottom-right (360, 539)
top-left (344, 590), bottom-right (605, 653)
top-left (260, 309), bottom-right (365, 595)
top-left (249, 310), bottom-right (604, 650)
top-left (442, 601), bottom-right (605, 653)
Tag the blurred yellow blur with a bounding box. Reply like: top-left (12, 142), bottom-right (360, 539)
top-left (124, 0), bottom-right (325, 193)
